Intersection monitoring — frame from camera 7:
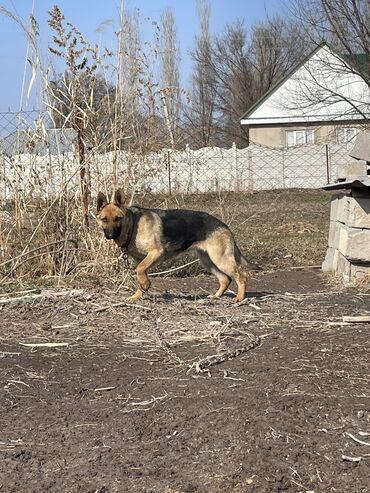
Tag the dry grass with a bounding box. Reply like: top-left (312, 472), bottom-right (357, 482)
top-left (0, 188), bottom-right (331, 292)
top-left (136, 188), bottom-right (330, 272)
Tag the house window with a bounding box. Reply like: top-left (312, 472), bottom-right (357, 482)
top-left (286, 129), bottom-right (315, 147)
top-left (337, 127), bottom-right (359, 144)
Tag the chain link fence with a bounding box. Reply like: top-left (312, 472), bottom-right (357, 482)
top-left (0, 110), bottom-right (362, 202)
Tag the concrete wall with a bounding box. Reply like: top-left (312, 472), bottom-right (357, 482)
top-left (0, 142), bottom-right (365, 199)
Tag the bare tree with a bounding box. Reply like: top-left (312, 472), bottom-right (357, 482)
top-left (115, 5), bottom-right (168, 152)
top-left (159, 8), bottom-right (181, 146)
top-left (117, 6), bottom-right (142, 136)
top-left (292, 0), bottom-right (370, 65)
top-left (187, 0), bottom-right (217, 147)
top-left (287, 0), bottom-right (370, 121)
top-left (210, 17), bottom-right (306, 146)
top-left (210, 21), bottom-right (253, 146)
top-left (250, 17), bottom-right (306, 92)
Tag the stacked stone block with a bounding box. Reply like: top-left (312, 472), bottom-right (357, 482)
top-left (322, 189), bottom-right (370, 282)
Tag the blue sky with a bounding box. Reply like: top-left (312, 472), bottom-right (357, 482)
top-left (0, 0), bottom-right (285, 112)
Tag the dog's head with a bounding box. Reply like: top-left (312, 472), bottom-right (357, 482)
top-left (96, 189), bottom-right (128, 241)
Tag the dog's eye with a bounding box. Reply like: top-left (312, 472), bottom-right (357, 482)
top-left (101, 217), bottom-right (108, 223)
top-left (114, 217), bottom-right (121, 222)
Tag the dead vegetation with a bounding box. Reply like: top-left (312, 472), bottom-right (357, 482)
top-left (0, 189), bottom-right (330, 290)
top-left (0, 270), bottom-right (369, 492)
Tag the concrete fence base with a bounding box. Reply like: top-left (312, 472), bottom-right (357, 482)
top-left (322, 190), bottom-right (370, 283)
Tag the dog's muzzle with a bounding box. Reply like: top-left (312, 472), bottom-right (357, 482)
top-left (104, 228), bottom-right (120, 240)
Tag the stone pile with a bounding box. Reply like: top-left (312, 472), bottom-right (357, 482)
top-left (322, 130), bottom-right (370, 283)
top-left (322, 189), bottom-right (370, 282)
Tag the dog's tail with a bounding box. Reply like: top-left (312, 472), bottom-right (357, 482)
top-left (235, 244), bottom-right (262, 272)
top-left (242, 257), bottom-right (262, 272)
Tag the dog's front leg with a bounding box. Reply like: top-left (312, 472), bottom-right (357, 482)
top-left (127, 249), bottom-right (164, 301)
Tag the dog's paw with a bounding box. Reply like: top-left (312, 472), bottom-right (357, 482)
top-left (126, 290), bottom-right (143, 302)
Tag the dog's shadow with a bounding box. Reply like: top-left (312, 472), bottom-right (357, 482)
top-left (152, 290), bottom-right (273, 303)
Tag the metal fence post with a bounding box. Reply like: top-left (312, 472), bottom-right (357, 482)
top-left (186, 144), bottom-right (192, 193)
top-left (325, 144), bottom-right (330, 184)
top-left (167, 150), bottom-right (172, 195)
top-left (233, 142), bottom-right (239, 191)
top-left (248, 147), bottom-right (253, 193)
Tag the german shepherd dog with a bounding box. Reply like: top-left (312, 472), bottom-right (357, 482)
top-left (97, 189), bottom-right (258, 302)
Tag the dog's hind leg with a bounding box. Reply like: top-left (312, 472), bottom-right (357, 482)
top-left (233, 269), bottom-right (247, 302)
top-left (212, 272), bottom-right (232, 298)
top-left (197, 250), bottom-right (231, 298)
top-left (127, 249), bottom-right (164, 301)
top-left (203, 231), bottom-right (248, 302)
top-left (213, 258), bottom-right (247, 303)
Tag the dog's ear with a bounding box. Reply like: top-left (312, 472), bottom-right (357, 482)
top-left (97, 192), bottom-right (108, 214)
top-left (114, 189), bottom-right (126, 209)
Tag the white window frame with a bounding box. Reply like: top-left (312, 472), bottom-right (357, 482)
top-left (285, 128), bottom-right (315, 148)
top-left (337, 127), bottom-right (359, 144)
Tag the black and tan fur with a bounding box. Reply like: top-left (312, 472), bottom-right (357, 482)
top-left (97, 189), bottom-right (258, 302)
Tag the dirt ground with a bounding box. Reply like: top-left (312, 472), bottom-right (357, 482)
top-left (0, 270), bottom-right (369, 493)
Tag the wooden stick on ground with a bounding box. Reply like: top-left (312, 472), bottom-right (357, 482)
top-left (0, 289), bottom-right (83, 304)
top-left (20, 342), bottom-right (70, 348)
top-left (93, 301), bottom-right (152, 313)
top-left (346, 432), bottom-right (370, 447)
top-left (149, 259), bottom-right (200, 277)
top-left (342, 315), bottom-right (370, 323)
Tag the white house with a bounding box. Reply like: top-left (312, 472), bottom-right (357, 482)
top-left (240, 42), bottom-right (370, 148)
